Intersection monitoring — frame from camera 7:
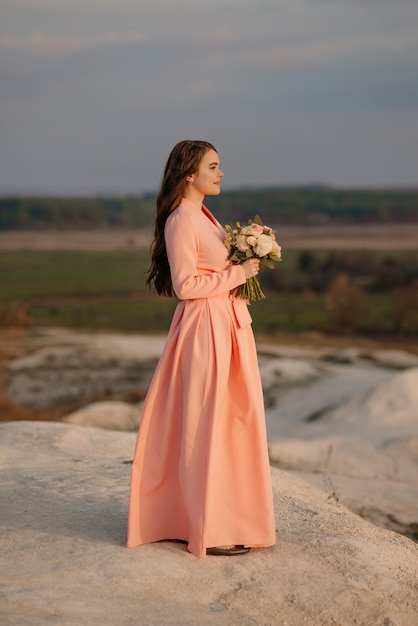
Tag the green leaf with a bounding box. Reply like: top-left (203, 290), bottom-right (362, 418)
top-left (265, 258), bottom-right (275, 269)
top-left (253, 214), bottom-right (263, 226)
top-left (246, 249), bottom-right (254, 258)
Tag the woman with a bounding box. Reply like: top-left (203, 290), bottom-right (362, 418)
top-left (127, 140), bottom-right (276, 558)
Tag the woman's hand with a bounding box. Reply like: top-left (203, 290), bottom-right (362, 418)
top-left (242, 258), bottom-right (260, 279)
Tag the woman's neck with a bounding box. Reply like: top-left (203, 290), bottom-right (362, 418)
top-left (183, 187), bottom-right (205, 210)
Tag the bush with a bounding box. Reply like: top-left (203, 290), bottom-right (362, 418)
top-left (324, 274), bottom-right (366, 332)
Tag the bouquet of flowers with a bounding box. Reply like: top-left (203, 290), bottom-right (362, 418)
top-left (224, 214), bottom-right (282, 300)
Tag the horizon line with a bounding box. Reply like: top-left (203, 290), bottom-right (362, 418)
top-left (1, 182), bottom-right (418, 197)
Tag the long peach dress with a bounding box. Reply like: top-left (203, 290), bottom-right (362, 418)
top-left (127, 198), bottom-right (276, 558)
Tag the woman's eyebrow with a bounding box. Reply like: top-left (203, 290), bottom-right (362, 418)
top-left (209, 161), bottom-right (220, 166)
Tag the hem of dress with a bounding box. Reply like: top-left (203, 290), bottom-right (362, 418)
top-left (126, 538), bottom-right (276, 558)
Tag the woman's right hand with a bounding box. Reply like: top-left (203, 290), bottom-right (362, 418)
top-left (242, 258), bottom-right (260, 279)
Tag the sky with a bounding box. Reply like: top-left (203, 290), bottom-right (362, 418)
top-left (0, 0), bottom-right (417, 194)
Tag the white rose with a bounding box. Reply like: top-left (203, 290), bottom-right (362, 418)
top-left (236, 234), bottom-right (250, 252)
top-left (270, 240), bottom-right (282, 259)
top-left (254, 234), bottom-right (273, 257)
top-left (251, 224), bottom-right (264, 237)
top-left (247, 236), bottom-right (257, 247)
top-left (240, 225), bottom-right (255, 236)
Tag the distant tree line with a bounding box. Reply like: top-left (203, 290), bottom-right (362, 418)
top-left (0, 188), bottom-right (417, 230)
top-left (0, 196), bottom-right (155, 230)
top-left (206, 188), bottom-right (418, 226)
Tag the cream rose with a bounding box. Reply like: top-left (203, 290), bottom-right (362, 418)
top-left (270, 240), bottom-right (282, 259)
top-left (235, 234), bottom-right (250, 252)
top-left (254, 234), bottom-right (273, 257)
top-left (240, 225), bottom-right (263, 238)
top-left (252, 224), bottom-right (264, 235)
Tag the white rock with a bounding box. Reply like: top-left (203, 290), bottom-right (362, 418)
top-left (295, 471), bottom-right (418, 538)
top-left (269, 436), bottom-right (395, 480)
top-left (259, 357), bottom-right (325, 390)
top-left (265, 362), bottom-right (392, 438)
top-left (1, 421), bottom-right (417, 626)
top-left (322, 368), bottom-right (418, 434)
top-left (257, 343), bottom-right (329, 358)
top-left (270, 434), bottom-right (418, 538)
top-left (63, 400), bottom-right (142, 431)
top-left (323, 347), bottom-right (364, 363)
top-left (16, 327), bottom-right (167, 362)
top-left (6, 339), bottom-right (157, 409)
top-left (367, 349), bottom-right (418, 370)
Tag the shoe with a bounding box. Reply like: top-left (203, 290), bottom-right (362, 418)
top-left (206, 545), bottom-right (251, 556)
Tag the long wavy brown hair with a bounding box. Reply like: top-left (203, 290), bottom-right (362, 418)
top-left (147, 140), bottom-right (217, 297)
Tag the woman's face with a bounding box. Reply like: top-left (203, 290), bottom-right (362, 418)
top-left (188, 149), bottom-right (224, 197)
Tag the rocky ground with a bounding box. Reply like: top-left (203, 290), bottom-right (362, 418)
top-left (1, 327), bottom-right (418, 624)
top-left (1, 421), bottom-right (417, 626)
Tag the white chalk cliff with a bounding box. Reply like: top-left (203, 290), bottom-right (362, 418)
top-left (2, 329), bottom-right (418, 624)
top-left (1, 420), bottom-right (417, 626)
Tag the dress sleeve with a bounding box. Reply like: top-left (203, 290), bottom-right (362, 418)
top-left (165, 211), bottom-right (247, 300)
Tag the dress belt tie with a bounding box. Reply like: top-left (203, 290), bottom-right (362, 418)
top-left (228, 291), bottom-right (252, 329)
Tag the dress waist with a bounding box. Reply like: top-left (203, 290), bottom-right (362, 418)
top-left (183, 290), bottom-right (252, 329)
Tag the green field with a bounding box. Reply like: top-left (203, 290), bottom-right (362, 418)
top-left (0, 249), bottom-right (417, 336)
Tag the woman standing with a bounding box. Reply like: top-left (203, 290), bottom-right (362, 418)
top-left (127, 140), bottom-right (276, 558)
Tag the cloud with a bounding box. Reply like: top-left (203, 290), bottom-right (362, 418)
top-left (0, 31), bottom-right (145, 57)
top-left (238, 33), bottom-right (418, 70)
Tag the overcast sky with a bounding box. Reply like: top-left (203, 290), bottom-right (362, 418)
top-left (0, 0), bottom-right (417, 194)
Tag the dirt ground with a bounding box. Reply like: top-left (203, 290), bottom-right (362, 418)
top-left (1, 223), bottom-right (418, 251)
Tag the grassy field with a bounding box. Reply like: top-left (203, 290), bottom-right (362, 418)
top-left (1, 248), bottom-right (417, 338)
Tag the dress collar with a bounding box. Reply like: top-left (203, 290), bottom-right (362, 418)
top-left (180, 197), bottom-right (221, 231)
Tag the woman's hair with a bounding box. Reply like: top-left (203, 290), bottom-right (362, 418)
top-left (147, 140), bottom-right (217, 297)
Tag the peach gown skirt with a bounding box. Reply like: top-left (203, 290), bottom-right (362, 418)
top-left (127, 198), bottom-right (276, 558)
